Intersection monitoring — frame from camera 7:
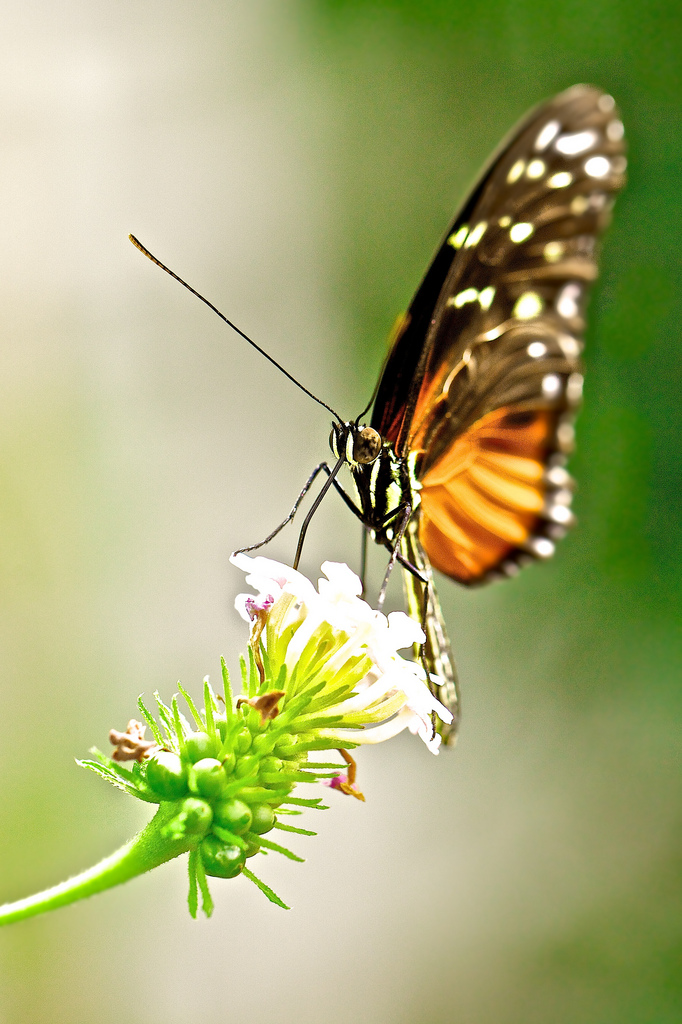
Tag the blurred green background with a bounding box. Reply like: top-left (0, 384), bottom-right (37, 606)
top-left (0, 1), bottom-right (680, 1021)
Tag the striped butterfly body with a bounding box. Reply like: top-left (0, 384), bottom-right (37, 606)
top-left (338, 85), bottom-right (626, 744)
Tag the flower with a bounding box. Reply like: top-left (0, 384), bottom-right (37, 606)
top-left (0, 556), bottom-right (454, 927)
top-left (231, 554), bottom-right (453, 753)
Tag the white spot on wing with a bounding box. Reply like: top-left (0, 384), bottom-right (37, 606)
top-left (527, 341), bottom-right (547, 358)
top-left (548, 171), bottom-right (573, 188)
top-left (529, 537), bottom-right (555, 558)
top-left (557, 421), bottom-right (575, 449)
top-left (478, 286), bottom-right (495, 310)
top-left (509, 222), bottom-right (534, 243)
top-left (555, 130), bottom-right (598, 155)
top-left (449, 287), bottom-right (479, 308)
top-left (526, 159), bottom-right (546, 179)
top-left (585, 155), bottom-right (611, 178)
top-left (557, 283), bottom-right (581, 319)
top-left (464, 221), bottom-right (487, 248)
top-left (544, 241), bottom-right (565, 263)
top-left (447, 225), bottom-right (469, 249)
top-left (558, 334), bottom-right (581, 358)
top-left (567, 372), bottom-right (584, 403)
top-left (534, 120), bottom-right (561, 151)
top-left (513, 292), bottom-right (543, 320)
top-left (542, 373), bottom-right (562, 398)
top-left (507, 159), bottom-right (525, 183)
top-left (546, 465), bottom-right (571, 488)
top-left (548, 504), bottom-right (574, 525)
top-left (606, 119), bottom-right (624, 141)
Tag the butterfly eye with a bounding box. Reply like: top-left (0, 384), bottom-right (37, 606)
top-left (353, 427), bottom-right (382, 464)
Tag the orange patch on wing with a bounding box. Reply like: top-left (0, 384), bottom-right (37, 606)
top-left (419, 406), bottom-right (553, 582)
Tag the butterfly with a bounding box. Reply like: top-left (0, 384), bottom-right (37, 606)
top-left (130, 84), bottom-right (626, 747)
top-left (323, 84), bottom-right (626, 744)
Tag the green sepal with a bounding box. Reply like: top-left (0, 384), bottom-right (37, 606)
top-left (153, 692), bottom-right (178, 751)
top-left (177, 681), bottom-right (204, 731)
top-left (220, 657), bottom-right (234, 723)
top-left (281, 796), bottom-right (329, 809)
top-left (211, 824), bottom-right (247, 850)
top-left (242, 867), bottom-right (289, 910)
top-left (137, 694), bottom-right (166, 748)
top-left (194, 847), bottom-right (214, 917)
top-left (78, 753), bottom-right (159, 803)
top-left (274, 821), bottom-right (317, 836)
top-left (187, 849), bottom-right (199, 919)
top-left (257, 836), bottom-right (304, 863)
top-left (203, 678), bottom-right (217, 736)
top-left (171, 695), bottom-right (188, 752)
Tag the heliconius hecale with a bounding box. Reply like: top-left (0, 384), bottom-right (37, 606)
top-left (131, 84), bottom-right (626, 746)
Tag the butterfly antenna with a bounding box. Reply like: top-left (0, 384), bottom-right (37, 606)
top-left (129, 235), bottom-right (345, 425)
top-left (355, 377), bottom-right (381, 425)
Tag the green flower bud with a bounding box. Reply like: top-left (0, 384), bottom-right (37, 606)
top-left (235, 728), bottom-right (252, 754)
top-left (246, 708), bottom-right (264, 733)
top-left (259, 755), bottom-right (283, 775)
top-left (221, 751), bottom-right (236, 776)
top-left (200, 835), bottom-right (245, 879)
top-left (251, 733), bottom-right (274, 756)
top-left (215, 715), bottom-right (228, 741)
top-left (185, 731), bottom-right (217, 762)
top-left (188, 758), bottom-right (226, 799)
top-left (234, 754), bottom-right (258, 779)
top-left (243, 837), bottom-right (261, 858)
top-left (180, 797), bottom-right (214, 835)
top-left (274, 732), bottom-right (297, 757)
top-left (213, 798), bottom-right (252, 835)
top-left (146, 751), bottom-right (188, 799)
top-left (250, 804), bottom-right (275, 835)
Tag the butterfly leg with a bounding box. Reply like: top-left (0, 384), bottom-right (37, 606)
top-left (232, 462), bottom-right (334, 556)
top-left (359, 527), bottom-right (369, 596)
top-left (376, 503), bottom-right (413, 610)
top-left (233, 459), bottom-right (364, 559)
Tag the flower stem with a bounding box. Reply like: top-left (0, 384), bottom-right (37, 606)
top-left (0, 803), bottom-right (197, 927)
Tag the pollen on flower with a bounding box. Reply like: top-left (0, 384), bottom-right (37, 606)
top-left (326, 774), bottom-right (366, 802)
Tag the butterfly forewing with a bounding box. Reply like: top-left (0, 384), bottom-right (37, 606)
top-left (373, 85), bottom-right (625, 586)
top-left (364, 86), bottom-right (625, 742)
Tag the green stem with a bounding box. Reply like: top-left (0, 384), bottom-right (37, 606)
top-left (0, 802), bottom-right (198, 927)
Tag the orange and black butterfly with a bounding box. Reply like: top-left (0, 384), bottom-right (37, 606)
top-left (329, 84), bottom-right (626, 743)
top-left (131, 85), bottom-right (626, 746)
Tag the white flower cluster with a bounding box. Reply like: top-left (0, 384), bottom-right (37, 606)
top-left (231, 553), bottom-right (452, 753)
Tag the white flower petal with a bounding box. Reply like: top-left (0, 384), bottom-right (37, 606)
top-left (319, 560), bottom-right (363, 599)
top-left (232, 555), bottom-right (454, 749)
top-left (386, 610), bottom-right (425, 649)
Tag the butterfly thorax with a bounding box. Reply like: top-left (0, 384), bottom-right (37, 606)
top-left (329, 421), bottom-right (419, 543)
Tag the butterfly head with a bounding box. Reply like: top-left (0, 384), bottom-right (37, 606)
top-left (329, 422), bottom-right (382, 467)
